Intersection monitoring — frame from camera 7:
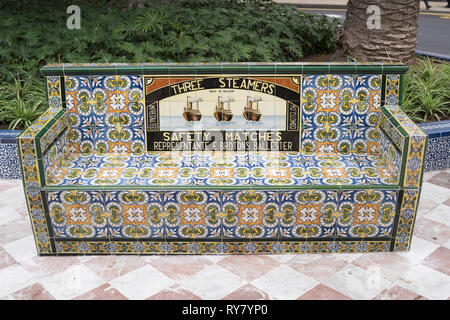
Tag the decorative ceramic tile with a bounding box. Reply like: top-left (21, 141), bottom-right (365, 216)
top-left (423, 136), bottom-right (450, 171)
top-left (394, 189), bottom-right (421, 251)
top-left (385, 74), bottom-right (400, 106)
top-left (46, 76), bottom-right (62, 109)
top-left (44, 151), bottom-right (398, 187)
top-left (53, 240), bottom-right (390, 255)
top-left (64, 75), bottom-right (145, 154)
top-left (301, 74), bottom-right (381, 154)
top-left (0, 130), bottom-right (21, 179)
top-left (419, 120), bottom-right (450, 172)
top-left (45, 188), bottom-right (397, 244)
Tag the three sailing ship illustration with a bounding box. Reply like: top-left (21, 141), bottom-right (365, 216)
top-left (183, 95), bottom-right (263, 122)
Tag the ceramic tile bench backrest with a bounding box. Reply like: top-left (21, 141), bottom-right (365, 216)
top-left (17, 63), bottom-right (429, 255)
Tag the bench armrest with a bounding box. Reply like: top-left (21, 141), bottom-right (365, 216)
top-left (18, 108), bottom-right (67, 189)
top-left (380, 104), bottom-right (427, 188)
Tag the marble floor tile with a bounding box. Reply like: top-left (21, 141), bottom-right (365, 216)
top-left (109, 264), bottom-right (175, 300)
top-left (5, 283), bottom-right (56, 300)
top-left (150, 256), bottom-right (213, 281)
top-left (396, 264), bottom-right (450, 300)
top-left (298, 284), bottom-right (351, 300)
top-left (423, 204), bottom-right (450, 227)
top-left (83, 256), bottom-right (148, 282)
top-left (147, 285), bottom-right (201, 300)
top-left (222, 284), bottom-right (272, 300)
top-left (73, 283), bottom-right (128, 300)
top-left (421, 247), bottom-right (450, 276)
top-left (0, 249), bottom-right (17, 269)
top-left (321, 264), bottom-right (392, 300)
top-left (179, 264), bottom-right (246, 300)
top-left (2, 235), bottom-right (37, 263)
top-left (250, 265), bottom-right (318, 300)
top-left (0, 264), bottom-right (35, 298)
top-left (217, 255), bottom-right (280, 282)
top-left (373, 285), bottom-right (427, 300)
top-left (414, 217), bottom-right (450, 246)
top-left (287, 255), bottom-right (348, 282)
top-left (40, 264), bottom-right (106, 300)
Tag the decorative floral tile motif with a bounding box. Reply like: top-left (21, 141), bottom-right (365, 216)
top-left (301, 74), bottom-right (381, 154)
top-left (54, 240), bottom-right (390, 255)
top-left (423, 136), bottom-right (450, 171)
top-left (46, 76), bottom-right (62, 109)
top-left (47, 190), bottom-right (108, 239)
top-left (64, 75), bottom-right (145, 154)
top-left (45, 151), bottom-right (398, 187)
top-left (277, 189), bottom-right (397, 239)
top-left (394, 189), bottom-right (420, 252)
top-left (46, 189), bottom-right (397, 241)
top-left (385, 75), bottom-right (400, 106)
top-left (0, 143), bottom-right (21, 179)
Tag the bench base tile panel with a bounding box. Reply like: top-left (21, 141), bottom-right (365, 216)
top-left (36, 188), bottom-right (417, 255)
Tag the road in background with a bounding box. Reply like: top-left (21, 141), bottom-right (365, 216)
top-left (301, 8), bottom-right (450, 56)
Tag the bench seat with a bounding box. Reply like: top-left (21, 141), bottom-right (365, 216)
top-left (46, 151), bottom-right (398, 187)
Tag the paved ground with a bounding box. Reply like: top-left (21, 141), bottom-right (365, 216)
top-left (276, 1), bottom-right (450, 57)
top-left (0, 169), bottom-right (449, 300)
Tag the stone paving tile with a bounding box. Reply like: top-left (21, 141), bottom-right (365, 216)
top-left (0, 171), bottom-right (449, 300)
top-left (83, 256), bottom-right (148, 282)
top-left (297, 284), bottom-right (351, 300)
top-left (373, 285), bottom-right (427, 300)
top-left (421, 247), bottom-right (450, 276)
top-left (4, 283), bottom-right (56, 300)
top-left (150, 256), bottom-right (213, 281)
top-left (222, 284), bottom-right (272, 300)
top-left (109, 265), bottom-right (175, 300)
top-left (250, 265), bottom-right (318, 300)
top-left (147, 285), bottom-right (202, 300)
top-left (39, 264), bottom-right (106, 300)
top-left (0, 249), bottom-right (17, 269)
top-left (73, 283), bottom-right (128, 300)
top-left (217, 255), bottom-right (280, 282)
top-left (321, 264), bottom-right (392, 300)
top-left (414, 217), bottom-right (450, 246)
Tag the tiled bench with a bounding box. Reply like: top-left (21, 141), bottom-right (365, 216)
top-left (18, 63), bottom-right (427, 255)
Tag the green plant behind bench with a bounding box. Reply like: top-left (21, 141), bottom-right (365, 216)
top-left (0, 72), bottom-right (46, 130)
top-left (402, 59), bottom-right (450, 123)
top-left (0, 0), bottom-right (341, 81)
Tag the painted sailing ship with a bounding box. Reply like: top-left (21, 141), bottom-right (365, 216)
top-left (214, 96), bottom-right (234, 122)
top-left (183, 96), bottom-right (203, 122)
top-left (243, 96), bottom-right (262, 121)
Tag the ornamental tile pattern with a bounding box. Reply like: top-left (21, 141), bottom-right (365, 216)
top-left (300, 74), bottom-right (382, 154)
top-left (64, 75), bottom-right (145, 154)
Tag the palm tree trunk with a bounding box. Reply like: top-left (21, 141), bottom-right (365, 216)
top-left (339, 0), bottom-right (420, 63)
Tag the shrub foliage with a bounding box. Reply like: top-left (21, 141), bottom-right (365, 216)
top-left (0, 0), bottom-right (341, 81)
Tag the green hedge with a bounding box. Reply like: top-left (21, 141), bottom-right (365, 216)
top-left (0, 0), bottom-right (341, 81)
